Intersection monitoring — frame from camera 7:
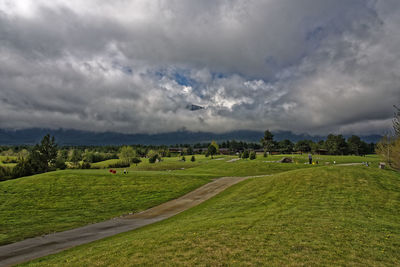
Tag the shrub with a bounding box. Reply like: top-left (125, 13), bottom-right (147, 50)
top-left (191, 155), bottom-right (195, 162)
top-left (55, 157), bottom-right (67, 170)
top-left (148, 150), bottom-right (160, 164)
top-left (242, 150), bottom-right (249, 159)
top-left (149, 155), bottom-right (158, 164)
top-left (80, 162), bottom-right (92, 169)
top-left (0, 166), bottom-right (12, 181)
top-left (250, 151), bottom-right (256, 160)
top-left (181, 156), bottom-right (186, 162)
top-left (12, 159), bottom-right (34, 178)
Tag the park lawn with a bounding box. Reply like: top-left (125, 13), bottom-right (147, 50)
top-left (0, 169), bottom-right (213, 245)
top-left (0, 156), bottom-right (316, 246)
top-left (24, 165), bottom-right (400, 266)
top-left (90, 159), bottom-right (121, 168)
top-left (90, 154), bottom-right (380, 175)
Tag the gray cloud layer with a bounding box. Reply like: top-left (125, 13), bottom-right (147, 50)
top-left (0, 0), bottom-right (399, 134)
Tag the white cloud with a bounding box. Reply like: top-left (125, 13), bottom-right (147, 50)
top-left (0, 0), bottom-right (399, 135)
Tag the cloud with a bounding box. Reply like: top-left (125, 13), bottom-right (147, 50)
top-left (0, 0), bottom-right (399, 135)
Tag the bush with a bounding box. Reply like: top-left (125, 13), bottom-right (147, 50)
top-left (148, 150), bottom-right (161, 164)
top-left (242, 150), bottom-right (249, 160)
top-left (191, 155), bottom-right (195, 162)
top-left (80, 162), bottom-right (92, 169)
top-left (149, 155), bottom-right (157, 164)
top-left (0, 166), bottom-right (12, 181)
top-left (55, 157), bottom-right (67, 170)
top-left (12, 159), bottom-right (34, 178)
top-left (181, 156), bottom-right (186, 162)
top-left (108, 161), bottom-right (130, 168)
top-left (250, 151), bottom-right (256, 160)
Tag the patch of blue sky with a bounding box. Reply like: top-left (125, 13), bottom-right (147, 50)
top-left (211, 72), bottom-right (227, 80)
top-left (174, 71), bottom-right (195, 86)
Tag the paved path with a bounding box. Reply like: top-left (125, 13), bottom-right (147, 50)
top-left (0, 176), bottom-right (260, 267)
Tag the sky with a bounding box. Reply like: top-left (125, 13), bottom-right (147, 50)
top-left (0, 0), bottom-right (399, 135)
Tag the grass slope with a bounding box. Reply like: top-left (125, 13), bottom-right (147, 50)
top-left (0, 170), bottom-right (212, 245)
top-left (24, 166), bottom-right (400, 266)
top-left (0, 155), bottom-right (379, 246)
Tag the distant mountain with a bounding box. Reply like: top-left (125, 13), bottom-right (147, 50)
top-left (0, 128), bottom-right (383, 146)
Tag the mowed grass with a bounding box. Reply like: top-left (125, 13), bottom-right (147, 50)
top-left (24, 165), bottom-right (400, 266)
top-left (0, 169), bottom-right (213, 245)
top-left (0, 155), bottom-right (312, 246)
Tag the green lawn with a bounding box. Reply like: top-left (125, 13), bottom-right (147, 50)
top-left (0, 155), bottom-right (380, 246)
top-left (24, 165), bottom-right (400, 266)
top-left (0, 170), bottom-right (213, 245)
top-left (0, 154), bottom-right (321, 246)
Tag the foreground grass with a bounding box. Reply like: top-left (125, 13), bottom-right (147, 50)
top-left (0, 156), bottom-right (316, 246)
top-left (25, 166), bottom-right (400, 266)
top-left (0, 170), bottom-right (212, 245)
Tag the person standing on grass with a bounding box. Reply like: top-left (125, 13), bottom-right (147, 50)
top-left (308, 153), bottom-right (312, 164)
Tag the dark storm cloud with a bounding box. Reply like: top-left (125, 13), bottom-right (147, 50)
top-left (0, 0), bottom-right (399, 134)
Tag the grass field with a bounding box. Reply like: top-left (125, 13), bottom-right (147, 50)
top-left (0, 170), bottom-right (213, 245)
top-left (23, 165), bottom-right (400, 266)
top-left (0, 155), bottom-right (381, 246)
top-left (0, 155), bottom-right (316, 246)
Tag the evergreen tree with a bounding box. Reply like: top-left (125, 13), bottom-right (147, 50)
top-left (261, 130), bottom-right (275, 154)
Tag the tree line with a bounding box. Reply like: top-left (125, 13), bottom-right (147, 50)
top-left (0, 129), bottom-right (382, 182)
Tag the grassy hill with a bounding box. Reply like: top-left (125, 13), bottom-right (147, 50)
top-left (1, 154), bottom-right (316, 246)
top-left (23, 165), bottom-right (400, 266)
top-left (0, 170), bottom-right (213, 245)
top-left (0, 155), bottom-right (381, 246)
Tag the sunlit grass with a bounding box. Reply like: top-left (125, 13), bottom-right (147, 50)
top-left (24, 166), bottom-right (400, 266)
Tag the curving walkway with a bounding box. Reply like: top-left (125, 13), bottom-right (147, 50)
top-left (0, 175), bottom-right (262, 267)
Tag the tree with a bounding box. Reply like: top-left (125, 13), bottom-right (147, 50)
top-left (376, 136), bottom-right (395, 168)
top-left (132, 157), bottom-right (141, 166)
top-left (261, 130), bottom-right (275, 155)
top-left (249, 151), bottom-right (256, 160)
top-left (191, 155), bottom-right (196, 162)
top-left (347, 135), bottom-right (363, 155)
top-left (394, 105), bottom-right (400, 137)
top-left (187, 147), bottom-right (194, 155)
top-left (325, 134), bottom-right (348, 155)
top-left (148, 150), bottom-right (160, 164)
top-left (36, 134), bottom-right (58, 172)
top-left (207, 141), bottom-right (219, 159)
top-left (18, 149), bottom-right (30, 160)
top-left (294, 140), bottom-right (312, 153)
top-left (70, 149), bottom-right (82, 167)
top-left (278, 139), bottom-right (294, 154)
top-left (119, 146), bottom-right (136, 164)
top-left (242, 150), bottom-right (249, 160)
